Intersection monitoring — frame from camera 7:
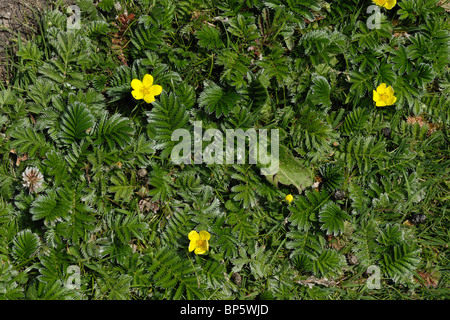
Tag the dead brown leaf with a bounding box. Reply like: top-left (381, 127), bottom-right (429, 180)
top-left (296, 276), bottom-right (339, 288)
top-left (416, 270), bottom-right (440, 288)
top-left (406, 116), bottom-right (439, 136)
top-left (16, 153), bottom-right (28, 166)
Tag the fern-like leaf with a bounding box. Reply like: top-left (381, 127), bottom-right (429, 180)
top-left (94, 112), bottom-right (135, 149)
top-left (108, 171), bottom-right (136, 202)
top-left (335, 135), bottom-right (388, 173)
top-left (59, 102), bottom-right (95, 145)
top-left (30, 189), bottom-right (72, 223)
top-left (147, 248), bottom-right (205, 299)
top-left (288, 189), bottom-right (329, 232)
top-left (10, 126), bottom-right (51, 157)
top-left (318, 163), bottom-right (345, 192)
top-left (318, 201), bottom-right (350, 236)
top-left (12, 229), bottom-right (40, 262)
top-left (198, 81), bottom-right (241, 118)
top-left (312, 249), bottom-right (346, 278)
top-left (381, 243), bottom-right (421, 283)
top-left (146, 91), bottom-right (189, 158)
top-left (196, 24), bottom-right (224, 50)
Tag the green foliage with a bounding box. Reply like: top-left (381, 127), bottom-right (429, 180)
top-left (198, 81), bottom-right (241, 118)
top-left (0, 0), bottom-right (448, 301)
top-left (9, 126), bottom-right (51, 157)
top-left (93, 112), bottom-right (135, 150)
top-left (266, 145), bottom-right (315, 192)
top-left (147, 248), bottom-right (205, 299)
top-left (59, 102), bottom-right (95, 145)
top-left (318, 201), bottom-right (351, 236)
top-left (196, 24), bottom-right (225, 50)
top-left (312, 249), bottom-right (346, 278)
top-left (319, 163), bottom-right (345, 192)
top-left (335, 135), bottom-right (389, 174)
top-left (146, 91), bottom-right (189, 158)
top-left (288, 189), bottom-right (329, 232)
top-left (12, 230), bottom-right (40, 263)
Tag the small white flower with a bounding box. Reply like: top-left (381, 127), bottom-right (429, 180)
top-left (311, 181), bottom-right (320, 189)
top-left (22, 167), bottom-right (44, 193)
top-left (114, 2), bottom-right (122, 11)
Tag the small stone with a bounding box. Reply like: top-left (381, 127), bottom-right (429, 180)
top-left (381, 127), bottom-right (391, 139)
top-left (333, 189), bottom-right (346, 200)
top-left (411, 214), bottom-right (426, 225)
top-left (346, 254), bottom-right (359, 265)
top-left (231, 272), bottom-right (242, 286)
top-left (137, 168), bottom-right (148, 178)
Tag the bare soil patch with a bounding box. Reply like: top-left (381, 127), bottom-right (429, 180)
top-left (0, 0), bottom-right (46, 85)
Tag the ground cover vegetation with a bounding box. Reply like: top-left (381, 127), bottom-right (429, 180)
top-left (0, 0), bottom-right (449, 300)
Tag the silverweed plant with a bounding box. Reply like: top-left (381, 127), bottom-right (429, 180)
top-left (0, 0), bottom-right (448, 301)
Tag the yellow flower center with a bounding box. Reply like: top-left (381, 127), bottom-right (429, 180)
top-left (379, 92), bottom-right (389, 101)
top-left (196, 239), bottom-right (206, 248)
top-left (140, 86), bottom-right (151, 95)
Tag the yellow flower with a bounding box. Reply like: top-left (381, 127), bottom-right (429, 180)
top-left (131, 74), bottom-right (163, 103)
top-left (285, 194), bottom-right (294, 204)
top-left (373, 83), bottom-right (397, 107)
top-left (188, 230), bottom-right (210, 255)
top-left (372, 0), bottom-right (397, 10)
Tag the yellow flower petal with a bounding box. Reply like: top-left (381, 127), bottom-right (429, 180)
top-left (384, 0), bottom-right (396, 9)
top-left (373, 0), bottom-right (387, 6)
top-left (144, 94), bottom-right (155, 104)
top-left (142, 74), bottom-right (154, 88)
top-left (285, 194), bottom-right (294, 203)
top-left (373, 83), bottom-right (396, 107)
top-left (149, 85), bottom-right (163, 96)
top-left (377, 83), bottom-right (387, 93)
top-left (373, 90), bottom-right (380, 102)
top-left (386, 85), bottom-right (395, 96)
top-left (195, 247), bottom-right (206, 255)
top-left (388, 96), bottom-right (397, 105)
top-left (131, 79), bottom-right (143, 90)
top-left (189, 240), bottom-right (197, 252)
top-left (376, 100), bottom-right (387, 107)
top-left (131, 90), bottom-right (143, 100)
top-left (199, 230), bottom-right (211, 241)
top-left (188, 230), bottom-right (200, 241)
